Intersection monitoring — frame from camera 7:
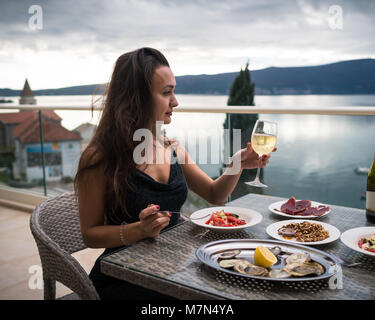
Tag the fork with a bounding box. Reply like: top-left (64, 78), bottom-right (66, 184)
top-left (165, 211), bottom-right (211, 221)
top-left (330, 253), bottom-right (362, 268)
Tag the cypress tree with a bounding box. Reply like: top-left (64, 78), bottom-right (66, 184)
top-left (227, 62), bottom-right (255, 106)
top-left (223, 62), bottom-right (263, 197)
top-left (225, 62), bottom-right (258, 152)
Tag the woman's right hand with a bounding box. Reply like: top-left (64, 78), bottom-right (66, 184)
top-left (138, 204), bottom-right (171, 239)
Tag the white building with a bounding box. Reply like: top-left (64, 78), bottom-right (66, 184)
top-left (14, 140), bottom-right (81, 182)
top-left (73, 122), bottom-right (97, 152)
top-left (0, 80), bottom-right (83, 182)
top-left (0, 110), bottom-right (82, 182)
top-left (13, 114), bottom-right (81, 182)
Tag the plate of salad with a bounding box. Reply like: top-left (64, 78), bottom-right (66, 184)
top-left (189, 206), bottom-right (263, 232)
top-left (340, 227), bottom-right (375, 257)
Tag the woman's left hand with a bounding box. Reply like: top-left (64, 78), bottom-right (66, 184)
top-left (238, 142), bottom-right (277, 170)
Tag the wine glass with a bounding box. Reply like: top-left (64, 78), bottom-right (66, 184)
top-left (245, 120), bottom-right (277, 188)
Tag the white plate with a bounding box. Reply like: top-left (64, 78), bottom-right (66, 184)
top-left (266, 219), bottom-right (341, 245)
top-left (340, 227), bottom-right (375, 257)
top-left (268, 200), bottom-right (331, 219)
top-left (190, 206), bottom-right (263, 232)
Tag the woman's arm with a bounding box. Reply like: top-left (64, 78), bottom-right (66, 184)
top-left (174, 141), bottom-right (274, 205)
top-left (210, 143), bottom-right (274, 204)
top-left (77, 160), bottom-right (170, 248)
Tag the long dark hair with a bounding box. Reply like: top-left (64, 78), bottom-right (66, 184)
top-left (74, 47), bottom-right (170, 219)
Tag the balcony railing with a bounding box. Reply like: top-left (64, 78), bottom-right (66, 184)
top-left (2, 104), bottom-right (375, 115)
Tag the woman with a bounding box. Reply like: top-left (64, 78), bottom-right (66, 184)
top-left (75, 47), bottom-right (275, 300)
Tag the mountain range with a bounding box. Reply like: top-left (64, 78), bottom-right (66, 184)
top-left (1, 58), bottom-right (375, 96)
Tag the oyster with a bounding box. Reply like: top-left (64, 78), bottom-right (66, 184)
top-left (268, 269), bottom-right (291, 279)
top-left (217, 250), bottom-right (241, 260)
top-left (233, 260), bottom-right (252, 274)
top-left (285, 262), bottom-right (324, 277)
top-left (233, 260), bottom-right (268, 276)
top-left (219, 259), bottom-right (242, 269)
top-left (285, 252), bottom-right (311, 265)
top-left (309, 262), bottom-right (324, 276)
top-left (243, 265), bottom-right (269, 277)
top-left (269, 246), bottom-right (282, 257)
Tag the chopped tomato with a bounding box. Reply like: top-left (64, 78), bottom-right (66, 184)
top-left (205, 211), bottom-right (246, 227)
top-left (205, 217), bottom-right (212, 225)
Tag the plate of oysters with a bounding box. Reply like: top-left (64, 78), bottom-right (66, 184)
top-left (195, 239), bottom-right (341, 282)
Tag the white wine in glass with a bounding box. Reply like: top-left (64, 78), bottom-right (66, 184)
top-left (245, 120), bottom-right (277, 188)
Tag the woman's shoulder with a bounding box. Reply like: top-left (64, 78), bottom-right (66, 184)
top-left (76, 146), bottom-right (107, 186)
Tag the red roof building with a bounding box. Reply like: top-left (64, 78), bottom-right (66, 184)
top-left (0, 110), bottom-right (78, 150)
top-left (0, 110), bottom-right (82, 182)
top-left (0, 110), bottom-right (62, 125)
top-left (0, 81), bottom-right (83, 182)
top-left (11, 113), bottom-right (80, 144)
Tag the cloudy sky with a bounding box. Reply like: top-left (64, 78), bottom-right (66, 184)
top-left (1, 0), bottom-right (374, 90)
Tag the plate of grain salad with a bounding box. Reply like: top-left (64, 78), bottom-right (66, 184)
top-left (266, 219), bottom-right (341, 245)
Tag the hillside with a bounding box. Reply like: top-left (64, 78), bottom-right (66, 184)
top-left (1, 58), bottom-right (374, 96)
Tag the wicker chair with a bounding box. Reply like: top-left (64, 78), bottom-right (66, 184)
top-left (30, 192), bottom-right (100, 300)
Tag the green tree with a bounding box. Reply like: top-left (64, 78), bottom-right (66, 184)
top-left (223, 62), bottom-right (262, 198)
top-left (225, 62), bottom-right (258, 152)
top-left (227, 62), bottom-right (255, 106)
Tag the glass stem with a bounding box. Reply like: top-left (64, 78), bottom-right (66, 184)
top-left (255, 167), bottom-right (261, 181)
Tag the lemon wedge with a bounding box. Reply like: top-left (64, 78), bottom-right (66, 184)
top-left (254, 246), bottom-right (277, 268)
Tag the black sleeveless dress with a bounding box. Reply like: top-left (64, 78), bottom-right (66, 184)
top-left (89, 146), bottom-right (188, 300)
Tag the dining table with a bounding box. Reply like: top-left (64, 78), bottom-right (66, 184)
top-left (100, 193), bottom-right (375, 300)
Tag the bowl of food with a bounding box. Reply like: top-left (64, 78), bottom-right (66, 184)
top-left (189, 206), bottom-right (263, 232)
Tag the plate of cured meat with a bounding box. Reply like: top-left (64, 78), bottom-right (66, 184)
top-left (269, 197), bottom-right (331, 219)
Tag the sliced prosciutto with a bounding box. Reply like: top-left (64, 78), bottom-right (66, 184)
top-left (280, 197), bottom-right (297, 214)
top-left (280, 197), bottom-right (312, 215)
top-left (279, 197), bottom-right (329, 216)
top-left (295, 200), bottom-right (312, 213)
top-left (303, 205), bottom-right (330, 216)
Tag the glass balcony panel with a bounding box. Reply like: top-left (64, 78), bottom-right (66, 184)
top-left (1, 93), bottom-right (374, 211)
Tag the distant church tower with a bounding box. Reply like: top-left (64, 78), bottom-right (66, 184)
top-left (19, 79), bottom-right (37, 105)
